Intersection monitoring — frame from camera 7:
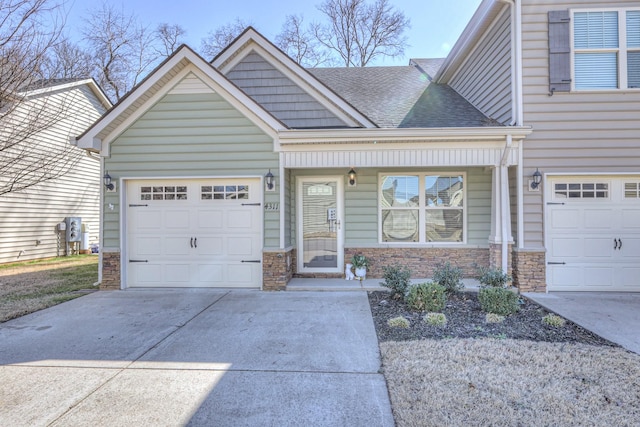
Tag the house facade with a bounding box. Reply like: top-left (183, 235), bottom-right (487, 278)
top-left (0, 79), bottom-right (111, 264)
top-left (77, 0), bottom-right (640, 293)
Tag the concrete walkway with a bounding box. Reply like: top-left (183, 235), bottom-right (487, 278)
top-left (524, 291), bottom-right (640, 355)
top-left (0, 290), bottom-right (394, 426)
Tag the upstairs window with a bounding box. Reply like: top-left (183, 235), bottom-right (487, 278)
top-left (573, 9), bottom-right (640, 90)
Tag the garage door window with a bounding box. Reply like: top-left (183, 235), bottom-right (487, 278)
top-left (624, 182), bottom-right (640, 198)
top-left (554, 182), bottom-right (609, 199)
top-left (201, 184), bottom-right (249, 200)
top-left (141, 185), bottom-right (188, 201)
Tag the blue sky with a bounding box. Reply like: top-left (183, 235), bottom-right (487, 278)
top-left (63, 0), bottom-right (483, 65)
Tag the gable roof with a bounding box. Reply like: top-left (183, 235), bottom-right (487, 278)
top-left (213, 27), bottom-right (377, 129)
top-left (75, 44), bottom-right (286, 154)
top-left (19, 78), bottom-right (111, 110)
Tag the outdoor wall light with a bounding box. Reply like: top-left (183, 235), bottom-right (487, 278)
top-left (348, 167), bottom-right (357, 187)
top-left (103, 172), bottom-right (115, 191)
top-left (530, 168), bottom-right (542, 190)
top-left (265, 169), bottom-right (275, 191)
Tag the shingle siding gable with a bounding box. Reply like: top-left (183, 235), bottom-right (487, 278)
top-left (225, 52), bottom-right (348, 129)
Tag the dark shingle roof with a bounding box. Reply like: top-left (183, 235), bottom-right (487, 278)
top-left (400, 83), bottom-right (490, 128)
top-left (410, 58), bottom-right (446, 81)
top-left (309, 63), bottom-right (489, 128)
top-left (309, 66), bottom-right (429, 128)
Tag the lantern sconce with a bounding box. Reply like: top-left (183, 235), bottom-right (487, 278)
top-left (529, 168), bottom-right (542, 191)
top-left (104, 172), bottom-right (116, 192)
top-left (347, 167), bottom-right (357, 187)
top-left (265, 169), bottom-right (275, 191)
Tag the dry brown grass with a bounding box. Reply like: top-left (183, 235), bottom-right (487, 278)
top-left (0, 256), bottom-right (98, 322)
top-left (381, 339), bottom-right (640, 426)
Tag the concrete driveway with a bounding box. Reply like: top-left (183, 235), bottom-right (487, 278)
top-left (525, 291), bottom-right (640, 355)
top-left (0, 290), bottom-right (394, 426)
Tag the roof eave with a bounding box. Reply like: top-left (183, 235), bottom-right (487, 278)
top-left (278, 126), bottom-right (532, 144)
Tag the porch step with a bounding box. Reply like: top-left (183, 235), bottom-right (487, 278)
top-left (286, 278), bottom-right (387, 291)
top-left (286, 278), bottom-right (482, 292)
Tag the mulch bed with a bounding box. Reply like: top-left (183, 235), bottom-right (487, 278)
top-left (368, 290), bottom-right (618, 347)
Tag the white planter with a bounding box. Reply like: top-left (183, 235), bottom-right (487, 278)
top-left (355, 267), bottom-right (367, 280)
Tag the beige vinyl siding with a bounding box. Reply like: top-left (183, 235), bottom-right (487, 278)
top-left (521, 0), bottom-right (640, 248)
top-left (289, 167), bottom-right (492, 247)
top-left (225, 52), bottom-right (348, 128)
top-left (449, 8), bottom-right (513, 124)
top-left (104, 91), bottom-right (279, 248)
top-left (0, 84), bottom-right (105, 264)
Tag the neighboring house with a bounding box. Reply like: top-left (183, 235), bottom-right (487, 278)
top-left (0, 79), bottom-right (112, 264)
top-left (434, 0), bottom-right (640, 293)
top-left (75, 0), bottom-right (640, 293)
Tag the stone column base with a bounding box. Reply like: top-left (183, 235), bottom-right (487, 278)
top-left (101, 251), bottom-right (121, 290)
top-left (263, 248), bottom-right (294, 291)
top-left (512, 248), bottom-right (546, 292)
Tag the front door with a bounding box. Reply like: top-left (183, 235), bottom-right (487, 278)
top-left (297, 177), bottom-right (343, 273)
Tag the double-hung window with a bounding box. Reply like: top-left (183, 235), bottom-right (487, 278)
top-left (573, 9), bottom-right (640, 90)
top-left (380, 173), bottom-right (465, 244)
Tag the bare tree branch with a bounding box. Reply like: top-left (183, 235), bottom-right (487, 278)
top-left (314, 0), bottom-right (409, 67)
top-left (200, 18), bottom-right (252, 59)
top-left (82, 2), bottom-right (160, 101)
top-left (275, 14), bottom-right (334, 67)
top-left (155, 23), bottom-right (186, 57)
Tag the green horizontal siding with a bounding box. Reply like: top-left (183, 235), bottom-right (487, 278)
top-left (104, 91), bottom-right (279, 248)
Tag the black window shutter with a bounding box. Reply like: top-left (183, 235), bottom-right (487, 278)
top-left (548, 10), bottom-right (571, 93)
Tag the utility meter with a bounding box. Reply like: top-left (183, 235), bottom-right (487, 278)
top-left (65, 217), bottom-right (82, 242)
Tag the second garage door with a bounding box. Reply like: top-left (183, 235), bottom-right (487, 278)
top-left (126, 179), bottom-right (263, 288)
top-left (546, 176), bottom-right (640, 291)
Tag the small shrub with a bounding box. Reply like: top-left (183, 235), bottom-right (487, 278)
top-left (478, 287), bottom-right (519, 316)
top-left (432, 262), bottom-right (464, 294)
top-left (477, 266), bottom-right (512, 288)
top-left (424, 312), bottom-right (447, 327)
top-left (380, 265), bottom-right (412, 299)
top-left (542, 313), bottom-right (566, 328)
top-left (406, 281), bottom-right (446, 312)
top-left (387, 316), bottom-right (410, 328)
top-left (485, 313), bottom-right (506, 324)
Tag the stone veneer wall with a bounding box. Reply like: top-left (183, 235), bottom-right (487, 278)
top-left (101, 251), bottom-right (121, 290)
top-left (489, 243), bottom-right (513, 277)
top-left (512, 248), bottom-right (546, 292)
top-left (262, 248), bottom-right (294, 291)
top-left (342, 247), bottom-right (491, 279)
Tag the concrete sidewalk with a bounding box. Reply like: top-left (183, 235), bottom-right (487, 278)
top-left (0, 290), bottom-right (394, 426)
top-left (524, 291), bottom-right (640, 355)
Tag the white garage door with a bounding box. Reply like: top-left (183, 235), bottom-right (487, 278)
top-left (546, 177), bottom-right (640, 291)
top-left (126, 179), bottom-right (262, 288)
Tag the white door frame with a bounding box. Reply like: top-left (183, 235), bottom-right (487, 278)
top-left (296, 176), bottom-right (344, 274)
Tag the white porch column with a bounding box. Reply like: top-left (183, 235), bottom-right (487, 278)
top-left (489, 165), bottom-right (513, 272)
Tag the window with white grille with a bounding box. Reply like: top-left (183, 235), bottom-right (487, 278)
top-left (554, 182), bottom-right (609, 199)
top-left (141, 185), bottom-right (188, 201)
top-left (201, 184), bottom-right (249, 200)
